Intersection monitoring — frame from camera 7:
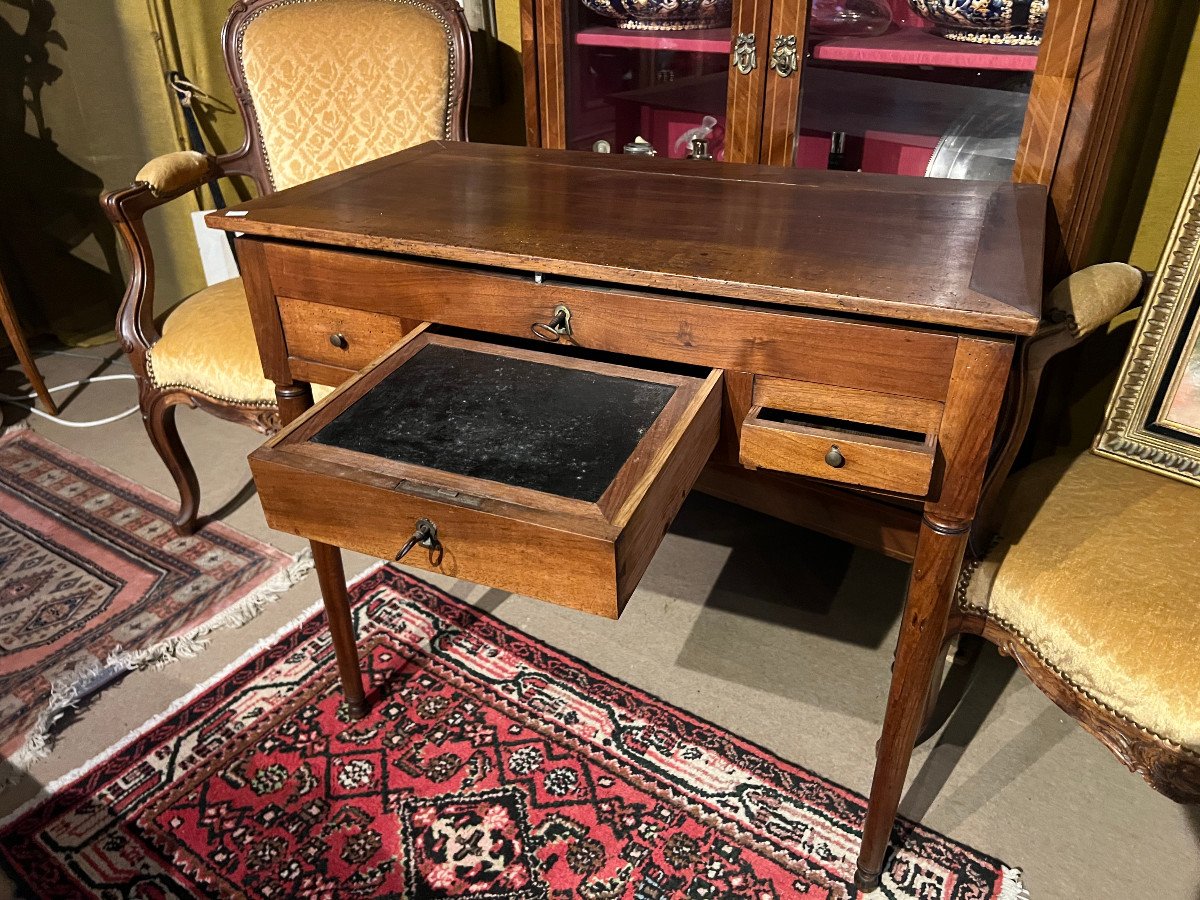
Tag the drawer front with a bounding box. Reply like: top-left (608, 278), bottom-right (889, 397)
top-left (252, 456), bottom-right (620, 610)
top-left (742, 377), bottom-right (941, 495)
top-left (279, 297), bottom-right (410, 371)
top-left (252, 329), bottom-right (722, 618)
top-left (262, 243), bottom-right (958, 402)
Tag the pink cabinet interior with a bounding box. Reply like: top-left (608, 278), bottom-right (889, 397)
top-left (565, 0), bottom-right (1040, 174)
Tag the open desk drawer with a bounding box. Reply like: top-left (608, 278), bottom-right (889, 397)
top-left (251, 330), bottom-right (722, 618)
top-left (739, 377), bottom-right (941, 496)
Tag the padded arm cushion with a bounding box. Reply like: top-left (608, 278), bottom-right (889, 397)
top-left (135, 150), bottom-right (216, 197)
top-left (1046, 262), bottom-right (1143, 336)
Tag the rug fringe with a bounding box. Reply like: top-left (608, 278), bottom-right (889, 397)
top-left (1, 595), bottom-right (327, 828)
top-left (998, 867), bottom-right (1029, 900)
top-left (5, 549), bottom-right (314, 775)
top-left (0, 420), bottom-right (31, 441)
top-left (123, 549), bottom-right (315, 670)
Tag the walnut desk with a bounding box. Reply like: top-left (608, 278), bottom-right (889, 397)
top-left (207, 141), bottom-right (1044, 893)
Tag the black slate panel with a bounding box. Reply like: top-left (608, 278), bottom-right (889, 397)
top-left (311, 344), bottom-right (677, 502)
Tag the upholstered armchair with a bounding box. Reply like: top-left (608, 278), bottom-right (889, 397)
top-left (953, 448), bottom-right (1200, 801)
top-left (102, 0), bottom-right (470, 534)
top-left (945, 263), bottom-right (1200, 803)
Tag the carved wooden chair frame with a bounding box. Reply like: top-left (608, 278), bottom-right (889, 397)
top-left (948, 565), bottom-right (1200, 803)
top-left (943, 260), bottom-right (1200, 803)
top-left (102, 0), bottom-right (470, 533)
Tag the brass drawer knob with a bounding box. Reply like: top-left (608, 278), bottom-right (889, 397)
top-left (825, 445), bottom-right (846, 469)
top-left (329, 332), bottom-right (349, 349)
top-left (395, 517), bottom-right (443, 566)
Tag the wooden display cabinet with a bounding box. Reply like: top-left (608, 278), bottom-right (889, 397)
top-left (521, 0), bottom-right (1158, 274)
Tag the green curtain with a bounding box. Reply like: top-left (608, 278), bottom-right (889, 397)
top-left (147, 0), bottom-right (255, 190)
top-left (0, 0), bottom-right (229, 346)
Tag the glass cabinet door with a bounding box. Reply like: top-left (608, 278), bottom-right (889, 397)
top-left (557, 0), bottom-right (740, 160)
top-left (791, 0), bottom-right (1045, 178)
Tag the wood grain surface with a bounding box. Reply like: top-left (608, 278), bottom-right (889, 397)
top-left (209, 142), bottom-right (1045, 335)
top-left (258, 241), bottom-right (961, 400)
top-left (740, 406), bottom-right (936, 496)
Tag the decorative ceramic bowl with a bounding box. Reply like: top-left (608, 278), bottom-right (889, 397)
top-left (580, 0), bottom-right (732, 31)
top-left (907, 0), bottom-right (1048, 46)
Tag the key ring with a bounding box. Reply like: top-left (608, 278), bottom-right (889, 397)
top-left (395, 518), bottom-right (443, 566)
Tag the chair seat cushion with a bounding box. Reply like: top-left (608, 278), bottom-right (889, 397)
top-left (963, 451), bottom-right (1200, 749)
top-left (147, 278), bottom-right (332, 405)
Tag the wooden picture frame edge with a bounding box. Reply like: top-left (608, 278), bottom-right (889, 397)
top-left (1095, 148), bottom-right (1200, 487)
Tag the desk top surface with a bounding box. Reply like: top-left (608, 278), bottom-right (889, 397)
top-left (208, 141), bottom-right (1045, 335)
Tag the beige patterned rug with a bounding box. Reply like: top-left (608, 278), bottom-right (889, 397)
top-left (0, 428), bottom-right (309, 771)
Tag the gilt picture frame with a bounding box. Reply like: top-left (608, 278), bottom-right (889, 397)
top-left (1096, 150), bottom-right (1200, 486)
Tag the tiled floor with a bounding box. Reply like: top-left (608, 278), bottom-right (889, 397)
top-left (2, 347), bottom-right (1197, 898)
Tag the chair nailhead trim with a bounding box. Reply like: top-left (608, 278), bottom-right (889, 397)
top-left (147, 353), bottom-right (278, 408)
top-left (956, 583), bottom-right (1198, 759)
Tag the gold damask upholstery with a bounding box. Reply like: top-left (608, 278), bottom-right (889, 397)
top-left (239, 0), bottom-right (453, 191)
top-left (106, 0), bottom-right (466, 534)
top-left (962, 451), bottom-right (1200, 749)
top-left (148, 279), bottom-right (332, 404)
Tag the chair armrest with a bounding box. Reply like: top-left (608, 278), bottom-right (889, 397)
top-left (101, 143), bottom-right (265, 362)
top-left (1046, 262), bottom-right (1145, 337)
top-left (135, 150), bottom-right (218, 198)
top-left (970, 262), bottom-right (1146, 554)
top-left (101, 181), bottom-right (170, 359)
top-left (101, 161), bottom-right (225, 358)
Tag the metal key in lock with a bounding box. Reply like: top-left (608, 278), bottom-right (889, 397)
top-left (530, 304), bottom-right (572, 342)
top-left (395, 517), bottom-right (443, 566)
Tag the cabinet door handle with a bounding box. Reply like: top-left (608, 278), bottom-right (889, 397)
top-left (733, 33), bottom-right (757, 75)
top-left (769, 34), bottom-right (799, 78)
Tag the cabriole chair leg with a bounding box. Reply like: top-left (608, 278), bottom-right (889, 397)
top-left (142, 394), bottom-right (201, 535)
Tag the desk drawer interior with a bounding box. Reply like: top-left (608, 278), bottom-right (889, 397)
top-left (251, 329), bottom-right (722, 618)
top-left (739, 378), bottom-right (941, 496)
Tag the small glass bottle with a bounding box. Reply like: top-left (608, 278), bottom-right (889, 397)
top-left (827, 132), bottom-right (847, 170)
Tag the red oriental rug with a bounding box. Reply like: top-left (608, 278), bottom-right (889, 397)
top-left (0, 565), bottom-right (1024, 899)
top-left (0, 429), bottom-right (308, 769)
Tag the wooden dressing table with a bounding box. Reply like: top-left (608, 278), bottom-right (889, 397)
top-left (207, 141), bottom-right (1044, 893)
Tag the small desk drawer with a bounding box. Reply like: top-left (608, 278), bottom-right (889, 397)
top-left (251, 329), bottom-right (722, 618)
top-left (739, 377), bottom-right (940, 496)
top-left (279, 297), bottom-right (410, 371)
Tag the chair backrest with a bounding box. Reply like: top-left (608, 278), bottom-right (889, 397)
top-left (223, 0), bottom-right (470, 193)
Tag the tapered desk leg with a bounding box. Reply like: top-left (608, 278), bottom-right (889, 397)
top-left (276, 382), bottom-right (368, 719)
top-left (312, 540), bottom-right (368, 718)
top-left (854, 516), bottom-right (967, 892)
top-left (854, 337), bottom-right (1014, 893)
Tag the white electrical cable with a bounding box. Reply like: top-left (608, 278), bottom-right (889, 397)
top-left (0, 374), bottom-right (140, 428)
